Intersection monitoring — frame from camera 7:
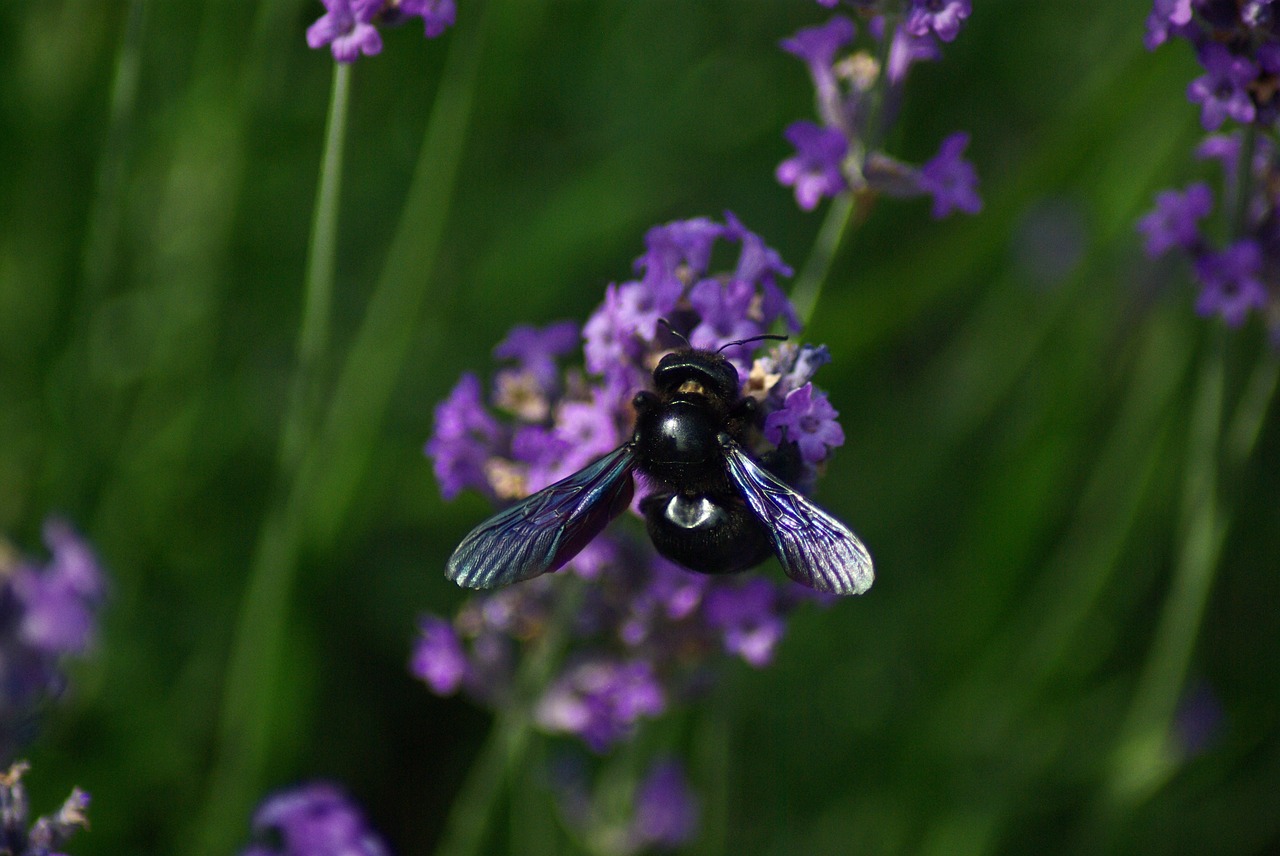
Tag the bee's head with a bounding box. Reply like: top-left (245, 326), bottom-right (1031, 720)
top-left (652, 350), bottom-right (740, 404)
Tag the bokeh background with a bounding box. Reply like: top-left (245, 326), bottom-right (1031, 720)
top-left (2, 0), bottom-right (1279, 853)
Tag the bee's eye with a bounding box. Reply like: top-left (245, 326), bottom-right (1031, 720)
top-left (633, 391), bottom-right (658, 412)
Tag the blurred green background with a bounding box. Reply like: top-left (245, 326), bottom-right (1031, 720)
top-left (2, 0), bottom-right (1278, 853)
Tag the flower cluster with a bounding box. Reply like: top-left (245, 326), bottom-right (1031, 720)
top-left (241, 782), bottom-right (390, 856)
top-left (778, 2), bottom-right (981, 217)
top-left (551, 756), bottom-right (698, 854)
top-left (1139, 1), bottom-right (1280, 335)
top-left (417, 217), bottom-right (844, 835)
top-left (0, 762), bottom-right (90, 856)
top-left (306, 0), bottom-right (455, 63)
top-left (0, 520), bottom-right (105, 762)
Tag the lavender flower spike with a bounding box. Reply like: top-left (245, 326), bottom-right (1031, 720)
top-left (905, 0), bottom-right (973, 43)
top-left (0, 762), bottom-right (90, 856)
top-left (1193, 240), bottom-right (1269, 327)
top-left (419, 215), bottom-right (850, 782)
top-left (1141, 0), bottom-right (1280, 338)
top-left (629, 759), bottom-right (699, 851)
top-left (1187, 45), bottom-right (1259, 131)
top-left (242, 782), bottom-right (390, 856)
top-left (776, 121), bottom-right (850, 211)
top-left (307, 0), bottom-right (455, 63)
top-left (919, 132), bottom-right (983, 218)
top-left (776, 9), bottom-right (979, 216)
top-left (1, 519), bottom-right (106, 760)
top-left (307, 0), bottom-right (383, 63)
top-left (1136, 183), bottom-right (1213, 257)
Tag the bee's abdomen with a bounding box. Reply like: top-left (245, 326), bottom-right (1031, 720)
top-left (640, 491), bottom-right (773, 574)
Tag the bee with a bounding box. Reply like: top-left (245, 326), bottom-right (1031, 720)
top-left (446, 341), bottom-right (873, 595)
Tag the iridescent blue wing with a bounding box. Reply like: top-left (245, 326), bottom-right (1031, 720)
top-left (446, 445), bottom-right (637, 589)
top-left (720, 438), bottom-right (874, 595)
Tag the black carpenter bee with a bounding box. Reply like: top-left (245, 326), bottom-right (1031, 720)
top-left (446, 340), bottom-right (874, 595)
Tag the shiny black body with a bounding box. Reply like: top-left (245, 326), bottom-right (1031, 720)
top-left (632, 350), bottom-right (776, 574)
top-left (445, 347), bottom-right (874, 595)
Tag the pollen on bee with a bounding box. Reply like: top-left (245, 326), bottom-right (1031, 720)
top-left (676, 380), bottom-right (706, 396)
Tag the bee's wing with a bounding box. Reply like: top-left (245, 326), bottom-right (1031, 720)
top-left (721, 439), bottom-right (873, 595)
top-left (446, 444), bottom-right (637, 589)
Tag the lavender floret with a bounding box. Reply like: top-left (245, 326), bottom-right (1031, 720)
top-left (0, 520), bottom-right (105, 760)
top-left (0, 762), bottom-right (90, 856)
top-left (242, 782), bottom-right (390, 856)
top-left (306, 0), bottom-right (454, 63)
top-left (1139, 2), bottom-right (1280, 335)
top-left (776, 5), bottom-right (979, 216)
top-left (417, 217), bottom-right (847, 845)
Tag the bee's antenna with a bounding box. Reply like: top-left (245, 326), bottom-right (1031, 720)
top-left (658, 318), bottom-right (692, 349)
top-left (717, 333), bottom-right (788, 353)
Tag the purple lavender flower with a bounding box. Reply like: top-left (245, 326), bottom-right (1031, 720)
top-left (425, 374), bottom-right (503, 500)
top-left (1144, 0), bottom-right (1194, 49)
top-left (492, 322), bottom-right (580, 422)
top-left (1196, 133), bottom-right (1242, 172)
top-left (904, 0), bottom-right (972, 43)
top-left (12, 520), bottom-right (104, 657)
top-left (724, 211), bottom-right (800, 333)
top-left (636, 217), bottom-right (727, 297)
top-left (242, 782), bottom-right (389, 856)
top-left (1142, 10), bottom-right (1280, 337)
top-left (535, 659), bottom-right (666, 753)
top-left (776, 121), bottom-right (850, 211)
top-left (1194, 240), bottom-right (1269, 326)
top-left (419, 216), bottom-right (845, 815)
top-left (550, 754), bottom-right (699, 853)
top-left (778, 11), bottom-right (979, 217)
top-left (704, 580), bottom-right (787, 668)
top-left (306, 0), bottom-right (454, 63)
top-left (630, 759), bottom-right (699, 850)
top-left (1137, 183), bottom-right (1214, 257)
top-left (918, 132), bottom-right (983, 218)
top-left (886, 20), bottom-right (942, 84)
top-left (583, 283), bottom-right (647, 390)
top-left (1187, 45), bottom-right (1259, 130)
top-left (307, 0), bottom-right (383, 63)
top-left (688, 279), bottom-right (764, 355)
top-left (410, 616), bottom-right (469, 695)
top-left (0, 762), bottom-right (89, 856)
top-left (493, 321), bottom-right (579, 392)
top-left (0, 521), bottom-right (105, 760)
top-left (764, 383), bottom-right (845, 466)
top-left (781, 17), bottom-right (857, 129)
top-left (385, 0), bottom-right (456, 38)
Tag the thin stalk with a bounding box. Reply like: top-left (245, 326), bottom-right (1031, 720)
top-left (1229, 123), bottom-right (1257, 236)
top-left (433, 582), bottom-right (584, 856)
top-left (1103, 348), bottom-right (1277, 818)
top-left (193, 62), bottom-right (352, 856)
top-left (80, 0), bottom-right (147, 301)
top-left (285, 61), bottom-right (351, 471)
top-left (790, 192), bottom-right (855, 328)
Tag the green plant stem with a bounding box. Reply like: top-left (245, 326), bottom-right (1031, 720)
top-left (1104, 340), bottom-right (1225, 810)
top-left (433, 582), bottom-right (584, 856)
top-left (284, 61), bottom-right (351, 471)
top-left (1104, 340), bottom-right (1277, 813)
top-left (80, 0), bottom-right (147, 302)
top-left (197, 9), bottom-right (494, 849)
top-left (1229, 123), bottom-right (1257, 236)
top-left (790, 192), bottom-right (855, 328)
top-left (193, 61), bottom-right (352, 856)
